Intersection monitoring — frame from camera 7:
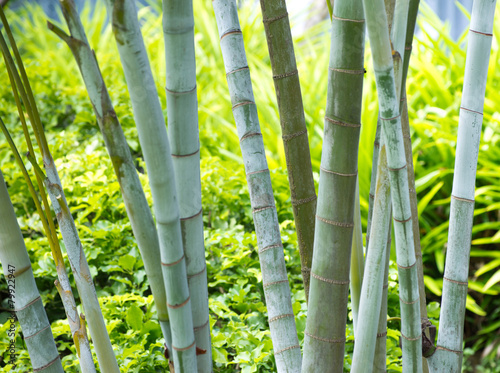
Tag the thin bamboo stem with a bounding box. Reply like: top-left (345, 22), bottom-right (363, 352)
top-left (350, 178), bottom-right (364, 335)
top-left (212, 1), bottom-right (301, 371)
top-left (259, 0), bottom-right (317, 301)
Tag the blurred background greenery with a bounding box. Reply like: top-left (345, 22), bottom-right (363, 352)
top-left (0, 0), bottom-right (499, 372)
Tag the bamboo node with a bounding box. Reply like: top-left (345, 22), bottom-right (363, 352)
top-left (172, 340), bottom-right (196, 352)
top-left (383, 283), bottom-right (389, 289)
top-left (393, 215), bottom-right (412, 223)
top-left (240, 131), bottom-right (262, 141)
top-left (161, 254), bottom-right (185, 267)
top-left (273, 69), bottom-right (298, 80)
top-left (332, 14), bottom-right (365, 23)
top-left (388, 164), bottom-right (407, 172)
top-left (262, 12), bottom-right (288, 24)
top-left (33, 355), bottom-right (61, 372)
top-left (302, 266), bottom-right (311, 273)
top-left (263, 279), bottom-right (289, 289)
top-left (180, 207), bottom-right (203, 221)
top-left (232, 101), bottom-right (255, 110)
top-left (329, 67), bottom-right (365, 75)
top-left (304, 331), bottom-right (346, 343)
top-left (268, 313), bottom-right (295, 323)
top-left (396, 261), bottom-right (416, 270)
top-left (460, 106), bottom-right (483, 116)
top-left (443, 276), bottom-right (468, 286)
top-left (451, 195), bottom-right (475, 204)
top-left (172, 148), bottom-right (200, 159)
top-left (24, 324), bottom-right (51, 340)
top-left (259, 243), bottom-right (282, 254)
top-left (247, 168), bottom-right (269, 176)
top-left (316, 215), bottom-right (354, 228)
top-left (220, 29), bottom-right (242, 41)
top-left (253, 205), bottom-right (275, 213)
top-left (14, 295), bottom-right (41, 312)
top-left (311, 272), bottom-right (349, 285)
top-left (376, 331), bottom-right (388, 338)
top-left (282, 129), bottom-right (307, 142)
top-left (369, 193), bottom-right (375, 199)
top-left (325, 116), bottom-right (361, 128)
top-left (275, 344), bottom-right (300, 355)
top-left (469, 29), bottom-right (493, 37)
top-left (400, 332), bottom-right (421, 341)
top-left (436, 345), bottom-right (463, 354)
top-left (193, 319), bottom-right (210, 332)
top-left (188, 265), bottom-right (207, 280)
top-left (167, 296), bottom-right (190, 309)
top-left (165, 85), bottom-right (196, 96)
top-left (227, 66), bottom-right (249, 76)
top-left (380, 114), bottom-right (401, 121)
top-left (320, 166), bottom-right (357, 177)
top-left (291, 195), bottom-right (317, 206)
top-left (399, 296), bottom-right (419, 305)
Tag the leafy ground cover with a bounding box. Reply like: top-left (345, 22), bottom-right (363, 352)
top-left (0, 1), bottom-right (499, 372)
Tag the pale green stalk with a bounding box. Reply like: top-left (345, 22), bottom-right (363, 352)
top-left (259, 0), bottom-right (317, 301)
top-left (212, 1), bottom-right (301, 371)
top-left (104, 0), bottom-right (197, 370)
top-left (361, 0), bottom-right (422, 371)
top-left (350, 178), bottom-right (364, 334)
top-left (0, 169), bottom-right (63, 373)
top-left (0, 117), bottom-right (95, 373)
top-left (303, 1), bottom-right (365, 369)
top-left (351, 146), bottom-right (392, 372)
top-left (428, 1), bottom-right (496, 371)
top-left (162, 0), bottom-right (212, 370)
top-left (0, 21), bottom-right (119, 372)
top-left (49, 0), bottom-right (173, 353)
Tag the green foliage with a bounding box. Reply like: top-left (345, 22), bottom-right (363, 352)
top-left (0, 0), bottom-right (499, 371)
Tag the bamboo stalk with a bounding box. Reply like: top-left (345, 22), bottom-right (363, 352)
top-left (360, 0), bottom-right (423, 370)
top-left (48, 0), bottom-right (173, 353)
top-left (212, 1), bottom-right (301, 371)
top-left (351, 146), bottom-right (392, 372)
top-left (162, 0), bottom-right (212, 370)
top-left (0, 169), bottom-right (64, 373)
top-left (0, 118), bottom-right (95, 373)
top-left (0, 18), bottom-right (119, 372)
top-left (428, 1), bottom-right (497, 371)
top-left (302, 0), bottom-right (365, 369)
top-left (259, 0), bottom-right (317, 301)
top-left (350, 178), bottom-right (364, 334)
top-left (104, 0), bottom-right (197, 370)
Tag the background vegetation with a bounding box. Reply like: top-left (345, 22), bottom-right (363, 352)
top-left (0, 1), bottom-right (499, 372)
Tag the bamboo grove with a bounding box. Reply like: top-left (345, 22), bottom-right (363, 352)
top-left (0, 0), bottom-right (497, 372)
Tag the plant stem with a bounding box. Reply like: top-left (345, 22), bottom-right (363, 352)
top-left (350, 178), bottom-right (364, 335)
top-left (212, 1), bottom-right (301, 371)
top-left (428, 1), bottom-right (497, 371)
top-left (259, 0), bottom-right (317, 302)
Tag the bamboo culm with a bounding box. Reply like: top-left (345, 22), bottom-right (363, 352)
top-left (428, 1), bottom-right (496, 371)
top-left (104, 0), bottom-right (197, 369)
top-left (0, 169), bottom-right (64, 373)
top-left (259, 0), bottom-right (317, 301)
top-left (302, 0), bottom-right (365, 370)
top-left (361, 0), bottom-right (423, 370)
top-left (50, 0), bottom-right (173, 352)
top-left (162, 0), bottom-right (212, 370)
top-left (212, 1), bottom-right (301, 371)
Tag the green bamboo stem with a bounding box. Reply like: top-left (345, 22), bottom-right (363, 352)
top-left (373, 226), bottom-right (391, 372)
top-left (0, 22), bottom-right (118, 372)
top-left (259, 0), bottom-right (317, 301)
top-left (162, 1), bottom-right (212, 370)
top-left (366, 119), bottom-right (381, 251)
top-left (0, 117), bottom-right (95, 373)
top-left (351, 146), bottom-right (392, 372)
top-left (428, 1), bottom-right (496, 371)
top-left (303, 1), bottom-right (365, 369)
top-left (104, 0), bottom-right (197, 370)
top-left (0, 169), bottom-right (63, 373)
top-left (350, 178), bottom-right (364, 334)
top-left (361, 0), bottom-right (423, 371)
top-left (212, 1), bottom-right (301, 371)
top-left (48, 0), bottom-right (173, 353)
